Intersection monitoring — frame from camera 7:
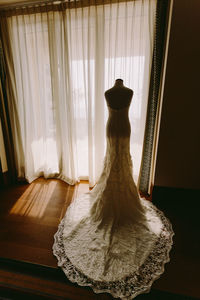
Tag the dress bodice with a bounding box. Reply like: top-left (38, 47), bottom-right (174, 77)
top-left (106, 105), bottom-right (131, 139)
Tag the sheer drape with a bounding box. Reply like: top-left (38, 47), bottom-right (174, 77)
top-left (0, 0), bottom-right (156, 187)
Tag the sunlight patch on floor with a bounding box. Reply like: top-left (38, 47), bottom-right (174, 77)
top-left (9, 181), bottom-right (57, 218)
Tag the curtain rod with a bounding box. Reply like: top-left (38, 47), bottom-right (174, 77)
top-left (0, 0), bottom-right (67, 10)
top-left (0, 0), bottom-right (134, 14)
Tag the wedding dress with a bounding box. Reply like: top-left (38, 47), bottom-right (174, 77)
top-left (53, 103), bottom-right (174, 299)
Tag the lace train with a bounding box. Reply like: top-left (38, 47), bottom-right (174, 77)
top-left (53, 198), bottom-right (174, 299)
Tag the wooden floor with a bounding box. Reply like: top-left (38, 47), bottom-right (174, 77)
top-left (0, 178), bottom-right (90, 267)
top-left (0, 178), bottom-right (200, 299)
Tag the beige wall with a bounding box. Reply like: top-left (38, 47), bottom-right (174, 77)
top-left (154, 0), bottom-right (200, 189)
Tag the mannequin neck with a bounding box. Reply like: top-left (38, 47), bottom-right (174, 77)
top-left (114, 79), bottom-right (124, 87)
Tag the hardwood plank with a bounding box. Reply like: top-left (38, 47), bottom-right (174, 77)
top-left (0, 178), bottom-right (89, 267)
top-left (0, 241), bottom-right (57, 267)
top-left (0, 268), bottom-right (108, 300)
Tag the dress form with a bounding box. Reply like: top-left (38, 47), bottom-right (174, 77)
top-left (105, 79), bottom-right (133, 110)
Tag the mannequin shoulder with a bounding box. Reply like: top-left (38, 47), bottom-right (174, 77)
top-left (124, 87), bottom-right (134, 96)
top-left (105, 86), bottom-right (134, 97)
top-left (104, 88), bottom-right (112, 97)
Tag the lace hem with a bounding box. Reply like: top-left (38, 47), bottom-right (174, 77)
top-left (53, 200), bottom-right (174, 300)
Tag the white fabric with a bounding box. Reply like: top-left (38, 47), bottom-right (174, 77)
top-left (53, 105), bottom-right (174, 299)
top-left (5, 0), bottom-right (156, 186)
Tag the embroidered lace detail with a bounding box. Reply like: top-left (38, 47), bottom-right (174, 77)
top-left (53, 106), bottom-right (174, 299)
top-left (53, 200), bottom-right (174, 299)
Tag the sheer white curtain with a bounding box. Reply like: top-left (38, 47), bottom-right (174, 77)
top-left (4, 0), bottom-right (156, 186)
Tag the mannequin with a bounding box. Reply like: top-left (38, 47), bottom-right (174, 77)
top-left (105, 79), bottom-right (133, 110)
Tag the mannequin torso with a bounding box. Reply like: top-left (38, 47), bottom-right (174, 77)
top-left (105, 79), bottom-right (133, 110)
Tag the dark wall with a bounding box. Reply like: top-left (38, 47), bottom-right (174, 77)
top-left (155, 0), bottom-right (200, 189)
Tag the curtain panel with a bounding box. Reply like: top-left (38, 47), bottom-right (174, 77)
top-left (139, 0), bottom-right (170, 195)
top-left (0, 0), bottom-right (157, 187)
top-left (0, 37), bottom-right (17, 184)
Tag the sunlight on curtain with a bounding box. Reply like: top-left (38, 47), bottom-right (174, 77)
top-left (5, 0), bottom-right (156, 186)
